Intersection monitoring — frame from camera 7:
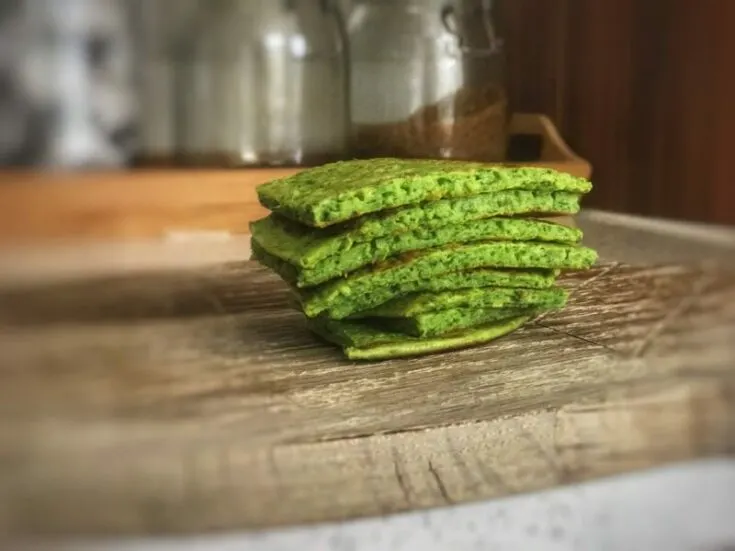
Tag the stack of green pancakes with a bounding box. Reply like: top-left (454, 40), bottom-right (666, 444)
top-left (251, 159), bottom-right (597, 361)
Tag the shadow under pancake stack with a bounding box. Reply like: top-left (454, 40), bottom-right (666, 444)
top-left (251, 159), bottom-right (598, 360)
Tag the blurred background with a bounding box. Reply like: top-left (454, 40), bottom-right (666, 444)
top-left (1, 0), bottom-right (732, 225)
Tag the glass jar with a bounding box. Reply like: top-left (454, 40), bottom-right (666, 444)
top-left (134, 0), bottom-right (200, 166)
top-left (348, 0), bottom-right (508, 162)
top-left (141, 0), bottom-right (350, 168)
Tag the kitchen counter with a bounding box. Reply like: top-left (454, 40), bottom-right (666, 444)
top-left (2, 209), bottom-right (734, 549)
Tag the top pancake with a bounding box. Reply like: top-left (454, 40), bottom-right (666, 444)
top-left (257, 159), bottom-right (593, 227)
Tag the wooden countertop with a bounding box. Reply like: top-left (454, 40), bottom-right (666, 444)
top-left (0, 210), bottom-right (733, 537)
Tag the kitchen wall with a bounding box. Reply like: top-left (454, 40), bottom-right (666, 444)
top-left (502, 0), bottom-right (735, 226)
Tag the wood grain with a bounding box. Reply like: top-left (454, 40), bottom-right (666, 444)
top-left (506, 0), bottom-right (735, 225)
top-left (0, 114), bottom-right (589, 246)
top-left (0, 260), bottom-right (733, 536)
top-left (502, 0), bottom-right (569, 120)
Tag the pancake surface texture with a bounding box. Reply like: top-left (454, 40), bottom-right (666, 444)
top-left (254, 238), bottom-right (595, 290)
top-left (359, 286), bottom-right (568, 318)
top-left (257, 159), bottom-right (592, 227)
top-left (372, 307), bottom-right (534, 338)
top-left (289, 241), bottom-right (595, 317)
top-left (250, 190), bottom-right (582, 268)
top-left (252, 217), bottom-right (582, 286)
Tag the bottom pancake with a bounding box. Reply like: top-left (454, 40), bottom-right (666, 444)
top-left (307, 315), bottom-right (530, 361)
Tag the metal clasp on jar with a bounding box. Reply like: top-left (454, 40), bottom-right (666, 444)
top-left (440, 0), bottom-right (504, 56)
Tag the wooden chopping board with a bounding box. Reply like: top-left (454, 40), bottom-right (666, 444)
top-left (0, 259), bottom-right (734, 537)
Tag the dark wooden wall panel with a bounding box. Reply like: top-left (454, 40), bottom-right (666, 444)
top-left (502, 0), bottom-right (566, 117)
top-left (505, 0), bottom-right (735, 225)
